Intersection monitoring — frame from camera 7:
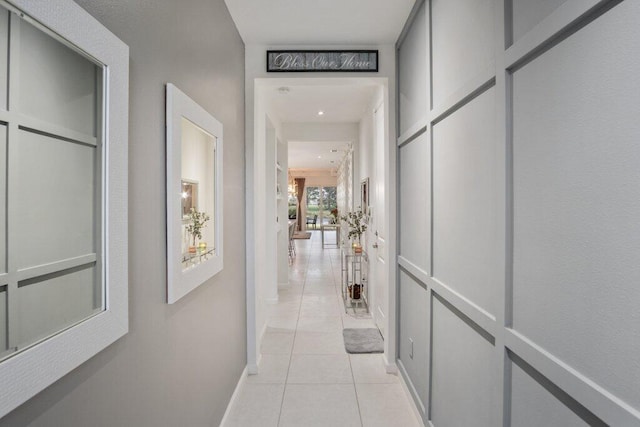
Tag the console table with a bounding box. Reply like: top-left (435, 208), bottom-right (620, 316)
top-left (341, 247), bottom-right (368, 312)
top-left (182, 247), bottom-right (215, 268)
top-left (321, 223), bottom-right (340, 248)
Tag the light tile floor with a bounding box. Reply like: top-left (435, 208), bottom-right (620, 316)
top-left (225, 231), bottom-right (421, 427)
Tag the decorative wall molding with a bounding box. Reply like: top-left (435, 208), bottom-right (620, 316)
top-left (396, 0), bottom-right (639, 425)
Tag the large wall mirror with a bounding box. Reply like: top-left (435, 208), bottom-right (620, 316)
top-left (166, 84), bottom-right (223, 304)
top-left (0, 2), bottom-right (104, 365)
top-left (0, 0), bottom-right (128, 418)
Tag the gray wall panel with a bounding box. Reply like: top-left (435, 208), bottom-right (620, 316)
top-left (398, 1), bottom-right (428, 135)
top-left (0, 125), bottom-right (5, 275)
top-left (431, 296), bottom-right (495, 427)
top-left (511, 0), bottom-right (567, 44)
top-left (512, 1), bottom-right (640, 410)
top-left (0, 7), bottom-right (7, 111)
top-left (511, 358), bottom-right (592, 427)
top-left (399, 132), bottom-right (430, 273)
top-left (0, 288), bottom-right (6, 352)
top-left (432, 88), bottom-right (500, 317)
top-left (431, 0), bottom-right (494, 107)
top-left (398, 270), bottom-right (429, 412)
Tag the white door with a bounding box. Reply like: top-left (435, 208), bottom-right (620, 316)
top-left (371, 103), bottom-right (387, 337)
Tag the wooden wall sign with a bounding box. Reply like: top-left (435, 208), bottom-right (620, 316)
top-left (267, 50), bottom-right (378, 73)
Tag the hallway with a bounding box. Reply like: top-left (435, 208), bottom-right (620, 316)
top-left (225, 231), bottom-right (420, 426)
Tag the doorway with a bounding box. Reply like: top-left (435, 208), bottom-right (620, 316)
top-left (306, 186), bottom-right (338, 228)
top-left (246, 77), bottom-right (397, 375)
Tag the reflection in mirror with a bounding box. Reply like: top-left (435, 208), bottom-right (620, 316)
top-left (181, 180), bottom-right (199, 218)
top-left (166, 84), bottom-right (223, 304)
top-left (0, 286), bottom-right (7, 358)
top-left (0, 6), bottom-right (104, 363)
top-left (181, 118), bottom-right (216, 270)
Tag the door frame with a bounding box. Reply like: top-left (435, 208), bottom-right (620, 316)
top-left (245, 75), bottom-right (398, 374)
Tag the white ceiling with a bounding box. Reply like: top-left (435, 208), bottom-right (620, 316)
top-left (266, 83), bottom-right (377, 123)
top-left (288, 141), bottom-right (350, 169)
top-left (262, 79), bottom-right (379, 169)
top-left (224, 0), bottom-right (415, 45)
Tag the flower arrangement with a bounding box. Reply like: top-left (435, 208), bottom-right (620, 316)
top-left (186, 208), bottom-right (210, 247)
top-left (340, 209), bottom-right (368, 243)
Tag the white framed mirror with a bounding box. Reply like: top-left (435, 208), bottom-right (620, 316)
top-left (166, 83), bottom-right (223, 304)
top-left (0, 0), bottom-right (128, 418)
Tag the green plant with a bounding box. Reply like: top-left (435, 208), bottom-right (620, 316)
top-left (340, 209), bottom-right (367, 242)
top-left (186, 208), bottom-right (210, 245)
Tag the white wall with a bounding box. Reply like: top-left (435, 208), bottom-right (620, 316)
top-left (252, 91), bottom-right (286, 353)
top-left (0, 0), bottom-right (247, 425)
top-left (396, 0), bottom-right (640, 425)
top-left (263, 111), bottom-right (289, 294)
top-left (357, 86), bottom-right (387, 334)
top-left (264, 115), bottom-right (277, 302)
top-left (276, 137), bottom-right (289, 289)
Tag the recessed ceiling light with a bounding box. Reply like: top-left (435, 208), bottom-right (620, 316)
top-left (330, 149), bottom-right (338, 153)
top-left (318, 155), bottom-right (322, 159)
top-left (317, 110), bottom-right (324, 116)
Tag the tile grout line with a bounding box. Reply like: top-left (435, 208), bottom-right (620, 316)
top-left (278, 231), bottom-right (364, 426)
top-left (277, 229), bottom-right (315, 427)
top-left (253, 231), bottom-right (412, 426)
top-left (330, 244), bottom-right (364, 427)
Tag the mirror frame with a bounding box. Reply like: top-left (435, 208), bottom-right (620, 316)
top-left (166, 83), bottom-right (223, 304)
top-left (0, 0), bottom-right (129, 417)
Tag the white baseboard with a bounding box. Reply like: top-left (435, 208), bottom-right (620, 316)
top-left (219, 366), bottom-right (248, 427)
top-left (383, 355), bottom-right (398, 374)
top-left (398, 363), bottom-right (426, 427)
top-left (247, 363), bottom-right (259, 375)
top-left (374, 305), bottom-right (386, 338)
top-left (259, 322), bottom-right (268, 342)
top-left (250, 322), bottom-right (268, 374)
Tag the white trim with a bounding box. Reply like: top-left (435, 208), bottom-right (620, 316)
top-left (384, 357), bottom-right (398, 375)
top-left (398, 361), bottom-right (426, 426)
top-left (244, 48), bottom-right (398, 391)
top-left (398, 118), bottom-right (428, 146)
top-left (247, 321), bottom-right (269, 375)
top-left (219, 366), bottom-right (249, 427)
top-left (505, 0), bottom-right (608, 69)
top-left (506, 329), bottom-right (640, 425)
top-left (0, 0), bottom-right (129, 417)
top-left (382, 80), bottom-right (399, 372)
